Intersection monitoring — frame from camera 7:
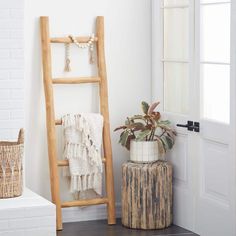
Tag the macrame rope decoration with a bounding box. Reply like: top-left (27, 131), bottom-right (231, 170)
top-left (64, 34), bottom-right (95, 72)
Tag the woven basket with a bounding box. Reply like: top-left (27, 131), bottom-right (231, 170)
top-left (0, 129), bottom-right (24, 198)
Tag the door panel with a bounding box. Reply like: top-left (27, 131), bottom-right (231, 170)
top-left (196, 1), bottom-right (234, 235)
top-left (164, 8), bottom-right (189, 59)
top-left (167, 134), bottom-right (188, 186)
top-left (201, 64), bottom-right (230, 123)
top-left (196, 200), bottom-right (232, 236)
top-left (200, 140), bottom-right (229, 205)
top-left (201, 3), bottom-right (230, 63)
top-left (167, 134), bottom-right (194, 228)
top-left (152, 0), bottom-right (235, 235)
top-left (201, 120), bottom-right (230, 144)
top-left (164, 62), bottom-right (189, 114)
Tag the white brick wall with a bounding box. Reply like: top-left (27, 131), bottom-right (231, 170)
top-left (0, 0), bottom-right (24, 140)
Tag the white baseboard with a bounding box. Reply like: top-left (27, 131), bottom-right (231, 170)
top-left (62, 202), bottom-right (121, 223)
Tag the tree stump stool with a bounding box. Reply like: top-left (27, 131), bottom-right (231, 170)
top-left (122, 161), bottom-right (172, 229)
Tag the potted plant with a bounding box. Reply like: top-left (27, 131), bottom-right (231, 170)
top-left (114, 101), bottom-right (176, 162)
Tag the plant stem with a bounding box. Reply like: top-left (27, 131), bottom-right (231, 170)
top-left (152, 129), bottom-right (155, 140)
top-left (160, 130), bottom-right (166, 137)
top-left (149, 129), bottom-right (155, 141)
top-left (148, 131), bottom-right (152, 141)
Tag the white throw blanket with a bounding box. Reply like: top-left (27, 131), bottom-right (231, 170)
top-left (62, 113), bottom-right (104, 198)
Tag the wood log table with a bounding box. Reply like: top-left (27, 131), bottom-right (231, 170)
top-left (122, 161), bottom-right (172, 229)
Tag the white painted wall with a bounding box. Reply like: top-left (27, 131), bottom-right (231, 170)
top-left (25, 0), bottom-right (151, 219)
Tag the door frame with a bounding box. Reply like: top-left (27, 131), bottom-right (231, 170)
top-left (229, 1), bottom-right (236, 233)
top-left (151, 0), bottom-right (236, 233)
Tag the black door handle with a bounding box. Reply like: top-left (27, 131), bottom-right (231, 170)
top-left (177, 121), bottom-right (194, 131)
top-left (176, 121), bottom-right (200, 132)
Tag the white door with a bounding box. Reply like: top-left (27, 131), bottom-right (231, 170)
top-left (195, 1), bottom-right (235, 235)
top-left (152, 0), bottom-right (236, 235)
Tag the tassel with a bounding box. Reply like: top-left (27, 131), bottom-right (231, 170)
top-left (64, 58), bottom-right (71, 72)
top-left (64, 43), bottom-right (71, 72)
top-left (89, 46), bottom-right (95, 64)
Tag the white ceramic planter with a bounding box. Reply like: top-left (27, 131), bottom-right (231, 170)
top-left (130, 140), bottom-right (162, 163)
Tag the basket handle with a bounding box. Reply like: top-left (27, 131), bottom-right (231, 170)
top-left (17, 129), bottom-right (24, 144)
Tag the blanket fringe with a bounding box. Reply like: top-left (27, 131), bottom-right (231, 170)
top-left (62, 113), bottom-right (103, 197)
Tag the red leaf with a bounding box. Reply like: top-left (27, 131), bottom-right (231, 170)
top-left (148, 102), bottom-right (160, 114)
top-left (114, 126), bottom-right (127, 132)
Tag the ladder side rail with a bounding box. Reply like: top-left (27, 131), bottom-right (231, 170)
top-left (40, 16), bottom-right (63, 230)
top-left (96, 16), bottom-right (116, 224)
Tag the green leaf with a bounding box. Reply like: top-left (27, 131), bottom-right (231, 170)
top-left (157, 124), bottom-right (173, 132)
top-left (160, 137), bottom-right (167, 152)
top-left (160, 135), bottom-right (174, 151)
top-left (131, 122), bottom-right (145, 131)
top-left (131, 115), bottom-right (146, 122)
top-left (165, 135), bottom-right (174, 149)
top-left (141, 101), bottom-right (149, 115)
top-left (166, 130), bottom-right (177, 139)
top-left (136, 129), bottom-right (151, 141)
top-left (157, 120), bottom-right (171, 125)
top-left (132, 115), bottom-right (144, 119)
top-left (119, 130), bottom-right (130, 146)
top-left (156, 138), bottom-right (165, 156)
top-left (125, 134), bottom-right (135, 150)
top-left (119, 131), bottom-right (125, 143)
top-left (125, 118), bottom-right (131, 125)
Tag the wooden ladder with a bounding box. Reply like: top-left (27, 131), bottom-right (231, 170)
top-left (40, 16), bottom-right (116, 230)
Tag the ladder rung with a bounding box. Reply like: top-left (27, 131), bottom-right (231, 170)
top-left (57, 158), bottom-right (106, 167)
top-left (50, 36), bottom-right (98, 43)
top-left (56, 118), bottom-right (108, 126)
top-left (61, 197), bottom-right (108, 208)
top-left (52, 77), bottom-right (101, 84)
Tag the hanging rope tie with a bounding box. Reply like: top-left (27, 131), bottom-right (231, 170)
top-left (64, 34), bottom-right (95, 72)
